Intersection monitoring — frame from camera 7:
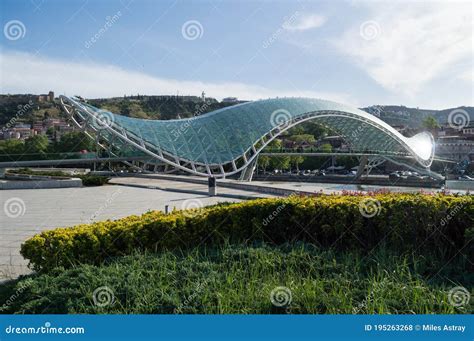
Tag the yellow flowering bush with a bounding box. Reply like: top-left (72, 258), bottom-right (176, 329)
top-left (21, 193), bottom-right (473, 271)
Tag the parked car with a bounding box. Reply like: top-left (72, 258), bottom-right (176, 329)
top-left (389, 172), bottom-right (401, 180)
top-left (459, 175), bottom-right (474, 181)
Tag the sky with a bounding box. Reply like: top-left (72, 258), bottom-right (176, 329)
top-left (0, 0), bottom-right (472, 109)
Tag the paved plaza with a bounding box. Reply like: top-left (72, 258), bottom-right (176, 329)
top-left (0, 183), bottom-right (274, 279)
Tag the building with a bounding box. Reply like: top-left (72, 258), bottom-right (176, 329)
top-left (61, 96), bottom-right (436, 178)
top-left (436, 137), bottom-right (474, 162)
top-left (222, 97), bottom-right (239, 103)
top-left (37, 91), bottom-right (55, 102)
top-left (462, 125), bottom-right (474, 140)
top-left (8, 123), bottom-right (34, 140)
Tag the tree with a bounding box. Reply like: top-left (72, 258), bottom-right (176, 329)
top-left (259, 155), bottom-right (270, 173)
top-left (288, 134), bottom-right (316, 145)
top-left (24, 135), bottom-right (48, 155)
top-left (305, 122), bottom-right (330, 139)
top-left (270, 156), bottom-right (290, 171)
top-left (290, 155), bottom-right (304, 171)
top-left (0, 139), bottom-right (24, 156)
top-left (320, 143), bottom-right (332, 153)
top-left (422, 116), bottom-right (440, 130)
top-left (54, 132), bottom-right (94, 153)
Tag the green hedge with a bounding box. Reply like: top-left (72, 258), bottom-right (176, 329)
top-left (7, 168), bottom-right (109, 186)
top-left (79, 175), bottom-right (110, 186)
top-left (21, 194), bottom-right (473, 271)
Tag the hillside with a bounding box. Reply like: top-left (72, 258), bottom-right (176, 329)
top-left (0, 93), bottom-right (472, 128)
top-left (362, 105), bottom-right (474, 128)
top-left (0, 94), bottom-right (62, 126)
top-left (88, 95), bottom-right (236, 120)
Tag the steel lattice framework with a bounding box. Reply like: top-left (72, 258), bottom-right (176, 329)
top-left (59, 95), bottom-right (435, 177)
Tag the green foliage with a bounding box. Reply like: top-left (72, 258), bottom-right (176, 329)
top-left (0, 139), bottom-right (24, 155)
top-left (7, 168), bottom-right (109, 186)
top-left (290, 156), bottom-right (304, 170)
top-left (89, 97), bottom-right (232, 121)
top-left (53, 131), bottom-right (94, 153)
top-left (270, 156), bottom-right (291, 170)
top-left (20, 194), bottom-right (473, 272)
top-left (24, 135), bottom-right (48, 155)
top-left (320, 143), bottom-right (332, 153)
top-left (422, 115), bottom-right (440, 130)
top-left (258, 155), bottom-right (271, 172)
top-left (0, 131), bottom-right (95, 162)
top-left (287, 134), bottom-right (316, 144)
top-left (286, 122), bottom-right (330, 139)
top-left (79, 175), bottom-right (110, 186)
top-left (2, 245), bottom-right (471, 314)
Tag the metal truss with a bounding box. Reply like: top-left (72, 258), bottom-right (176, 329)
top-left (60, 95), bottom-right (435, 178)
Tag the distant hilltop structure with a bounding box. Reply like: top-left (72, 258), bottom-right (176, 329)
top-left (221, 97), bottom-right (239, 103)
top-left (38, 91), bottom-right (54, 103)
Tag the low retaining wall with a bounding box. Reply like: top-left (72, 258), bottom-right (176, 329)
top-left (253, 175), bottom-right (443, 188)
top-left (131, 173), bottom-right (312, 196)
top-left (446, 180), bottom-right (474, 191)
top-left (0, 175), bottom-right (82, 190)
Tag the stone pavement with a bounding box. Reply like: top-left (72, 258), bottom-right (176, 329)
top-left (0, 183), bottom-right (275, 280)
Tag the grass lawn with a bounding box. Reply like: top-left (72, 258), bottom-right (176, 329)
top-left (1, 243), bottom-right (471, 314)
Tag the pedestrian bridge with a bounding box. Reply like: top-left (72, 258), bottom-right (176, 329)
top-left (59, 96), bottom-right (436, 178)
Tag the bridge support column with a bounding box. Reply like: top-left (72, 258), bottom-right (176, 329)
top-left (208, 177), bottom-right (217, 196)
top-left (354, 155), bottom-right (368, 180)
top-left (239, 156), bottom-right (259, 182)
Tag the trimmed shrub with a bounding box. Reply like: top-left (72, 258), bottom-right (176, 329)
top-left (20, 194), bottom-right (473, 271)
top-left (79, 175), bottom-right (109, 186)
top-left (7, 168), bottom-right (109, 186)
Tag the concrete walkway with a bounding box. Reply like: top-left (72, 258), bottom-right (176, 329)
top-left (132, 173), bottom-right (457, 195)
top-left (109, 176), bottom-right (275, 199)
top-left (0, 184), bottom-right (274, 280)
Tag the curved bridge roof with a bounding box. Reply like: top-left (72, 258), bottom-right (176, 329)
top-left (60, 96), bottom-right (435, 176)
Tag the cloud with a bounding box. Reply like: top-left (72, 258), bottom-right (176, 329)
top-left (0, 50), bottom-right (357, 105)
top-left (283, 14), bottom-right (326, 31)
top-left (333, 1), bottom-right (473, 97)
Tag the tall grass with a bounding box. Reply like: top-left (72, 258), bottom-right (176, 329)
top-left (2, 243), bottom-right (471, 314)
